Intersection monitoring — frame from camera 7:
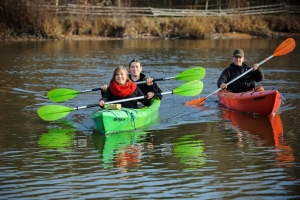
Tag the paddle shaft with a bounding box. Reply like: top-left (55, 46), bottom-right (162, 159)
top-left (47, 67), bottom-right (205, 103)
top-left (75, 91), bottom-right (174, 110)
top-left (81, 88), bottom-right (102, 93)
top-left (39, 80), bottom-right (203, 121)
top-left (136, 77), bottom-right (176, 84)
top-left (79, 77), bottom-right (174, 93)
top-left (205, 54), bottom-right (273, 99)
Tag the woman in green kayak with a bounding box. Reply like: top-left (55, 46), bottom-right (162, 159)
top-left (98, 66), bottom-right (154, 109)
top-left (101, 59), bottom-right (163, 99)
top-left (128, 59), bottom-right (163, 100)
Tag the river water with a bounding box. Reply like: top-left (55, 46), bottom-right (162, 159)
top-left (0, 38), bottom-right (299, 199)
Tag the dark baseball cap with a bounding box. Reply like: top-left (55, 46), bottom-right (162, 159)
top-left (233, 49), bottom-right (244, 57)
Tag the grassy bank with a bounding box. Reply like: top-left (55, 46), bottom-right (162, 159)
top-left (1, 1), bottom-right (300, 41)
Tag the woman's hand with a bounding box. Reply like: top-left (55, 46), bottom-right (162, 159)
top-left (147, 92), bottom-right (154, 99)
top-left (144, 77), bottom-right (154, 86)
top-left (99, 100), bottom-right (105, 107)
top-left (101, 85), bottom-right (108, 91)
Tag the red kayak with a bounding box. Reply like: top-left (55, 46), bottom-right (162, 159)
top-left (218, 89), bottom-right (282, 116)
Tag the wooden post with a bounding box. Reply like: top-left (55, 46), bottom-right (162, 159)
top-left (56, 0), bottom-right (59, 15)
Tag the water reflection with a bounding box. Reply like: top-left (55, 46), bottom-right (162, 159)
top-left (220, 109), bottom-right (295, 168)
top-left (0, 38), bottom-right (299, 199)
top-left (173, 134), bottom-right (206, 170)
top-left (38, 120), bottom-right (89, 152)
top-left (92, 131), bottom-right (151, 171)
top-left (38, 128), bottom-right (75, 152)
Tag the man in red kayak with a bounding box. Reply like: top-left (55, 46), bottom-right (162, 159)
top-left (217, 49), bottom-right (264, 93)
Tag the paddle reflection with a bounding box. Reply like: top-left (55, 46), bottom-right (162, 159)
top-left (220, 109), bottom-right (295, 168)
top-left (92, 131), bottom-right (152, 171)
top-left (173, 134), bottom-right (206, 170)
top-left (38, 128), bottom-right (76, 152)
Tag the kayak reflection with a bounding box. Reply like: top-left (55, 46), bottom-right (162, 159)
top-left (92, 131), bottom-right (151, 170)
top-left (220, 109), bottom-right (295, 168)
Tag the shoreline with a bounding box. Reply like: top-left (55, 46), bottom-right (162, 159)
top-left (2, 32), bottom-right (300, 42)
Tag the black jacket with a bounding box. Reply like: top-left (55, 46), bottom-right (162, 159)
top-left (100, 87), bottom-right (152, 109)
top-left (129, 73), bottom-right (163, 100)
top-left (217, 63), bottom-right (264, 93)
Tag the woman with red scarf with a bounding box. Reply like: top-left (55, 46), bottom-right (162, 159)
top-left (98, 66), bottom-right (155, 109)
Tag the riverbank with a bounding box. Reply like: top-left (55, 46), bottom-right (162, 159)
top-left (4, 31), bottom-right (299, 42)
top-left (1, 14), bottom-right (300, 41)
top-left (63, 32), bottom-right (300, 40)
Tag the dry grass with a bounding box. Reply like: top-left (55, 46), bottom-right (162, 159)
top-left (173, 17), bottom-right (215, 39)
top-left (265, 15), bottom-right (300, 33)
top-left (0, 0), bottom-right (299, 40)
top-left (123, 17), bottom-right (163, 38)
top-left (43, 18), bottom-right (63, 39)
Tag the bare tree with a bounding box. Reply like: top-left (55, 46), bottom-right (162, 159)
top-left (99, 0), bottom-right (112, 6)
top-left (228, 0), bottom-right (248, 8)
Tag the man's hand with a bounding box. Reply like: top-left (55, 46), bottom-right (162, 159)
top-left (220, 83), bottom-right (227, 89)
top-left (253, 63), bottom-right (259, 71)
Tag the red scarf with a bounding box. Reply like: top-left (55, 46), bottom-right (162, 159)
top-left (110, 80), bottom-right (137, 97)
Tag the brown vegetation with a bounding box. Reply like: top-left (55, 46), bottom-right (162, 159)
top-left (0, 0), bottom-right (300, 41)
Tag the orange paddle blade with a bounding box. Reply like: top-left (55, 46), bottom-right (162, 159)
top-left (273, 38), bottom-right (296, 57)
top-left (184, 97), bottom-right (206, 106)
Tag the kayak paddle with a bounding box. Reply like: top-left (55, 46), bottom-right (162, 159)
top-left (38, 80), bottom-right (204, 121)
top-left (185, 37), bottom-right (296, 107)
top-left (47, 66), bottom-right (206, 103)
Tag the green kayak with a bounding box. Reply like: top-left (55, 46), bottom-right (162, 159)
top-left (91, 98), bottom-right (160, 134)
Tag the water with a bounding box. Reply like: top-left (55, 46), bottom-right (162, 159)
top-left (0, 38), bottom-right (300, 199)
